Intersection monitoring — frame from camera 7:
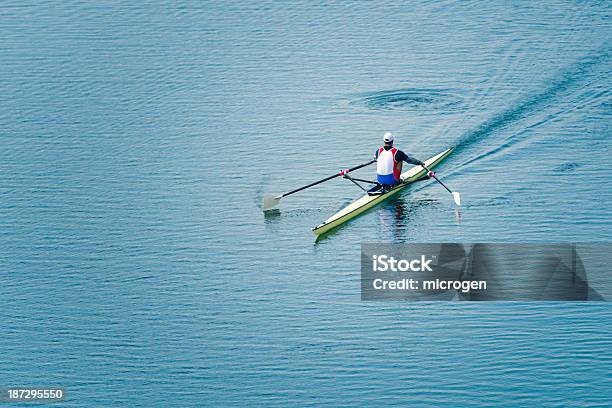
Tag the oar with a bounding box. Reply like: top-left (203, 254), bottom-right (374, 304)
top-left (422, 165), bottom-right (461, 206)
top-left (263, 159), bottom-right (376, 210)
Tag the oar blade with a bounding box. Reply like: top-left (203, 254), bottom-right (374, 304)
top-left (452, 192), bottom-right (461, 206)
top-left (263, 195), bottom-right (282, 211)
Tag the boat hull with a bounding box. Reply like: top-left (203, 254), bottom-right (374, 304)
top-left (311, 147), bottom-right (454, 236)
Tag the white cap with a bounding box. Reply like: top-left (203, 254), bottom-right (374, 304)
top-left (383, 132), bottom-right (394, 143)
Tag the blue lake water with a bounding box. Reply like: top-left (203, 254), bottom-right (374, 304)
top-left (1, 1), bottom-right (611, 406)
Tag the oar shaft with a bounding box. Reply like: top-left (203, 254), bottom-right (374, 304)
top-left (343, 173), bottom-right (368, 192)
top-left (344, 176), bottom-right (378, 184)
top-left (431, 174), bottom-right (453, 194)
top-left (280, 159), bottom-right (375, 198)
top-left (422, 166), bottom-right (453, 194)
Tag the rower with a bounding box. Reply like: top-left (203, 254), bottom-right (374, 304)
top-left (370, 132), bottom-right (427, 195)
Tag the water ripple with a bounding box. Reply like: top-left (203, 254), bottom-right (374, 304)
top-left (349, 88), bottom-right (465, 113)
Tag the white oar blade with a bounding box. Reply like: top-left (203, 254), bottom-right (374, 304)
top-left (452, 192), bottom-right (461, 206)
top-left (263, 195), bottom-right (281, 211)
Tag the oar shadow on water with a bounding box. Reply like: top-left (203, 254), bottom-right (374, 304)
top-left (263, 207), bottom-right (324, 237)
top-left (263, 208), bottom-right (281, 222)
top-left (263, 207), bottom-right (322, 222)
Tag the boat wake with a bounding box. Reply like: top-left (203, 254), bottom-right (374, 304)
top-left (454, 44), bottom-right (611, 158)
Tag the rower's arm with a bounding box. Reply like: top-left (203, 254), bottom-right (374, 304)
top-left (396, 150), bottom-right (425, 166)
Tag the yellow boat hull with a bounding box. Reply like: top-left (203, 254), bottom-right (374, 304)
top-left (312, 147), bottom-right (454, 236)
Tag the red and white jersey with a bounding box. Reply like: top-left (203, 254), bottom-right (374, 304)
top-left (376, 146), bottom-right (400, 181)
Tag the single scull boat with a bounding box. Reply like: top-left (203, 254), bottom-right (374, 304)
top-left (311, 147), bottom-right (455, 236)
top-left (263, 147), bottom-right (459, 236)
